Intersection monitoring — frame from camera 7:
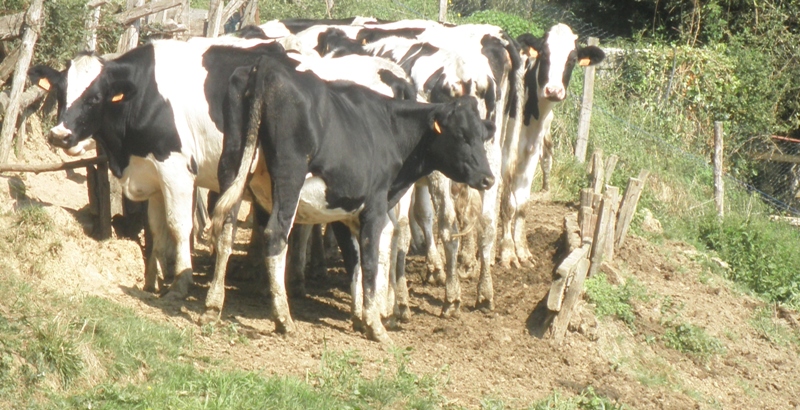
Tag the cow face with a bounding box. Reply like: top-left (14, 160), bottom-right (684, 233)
top-left (426, 97), bottom-right (495, 190)
top-left (28, 54), bottom-right (106, 155)
top-left (518, 24), bottom-right (605, 103)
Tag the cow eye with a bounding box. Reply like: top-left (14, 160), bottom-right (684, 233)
top-left (88, 94), bottom-right (102, 105)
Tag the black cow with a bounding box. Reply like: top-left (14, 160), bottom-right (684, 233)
top-left (211, 53), bottom-right (495, 343)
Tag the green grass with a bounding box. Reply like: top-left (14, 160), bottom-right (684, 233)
top-left (662, 322), bottom-right (725, 363)
top-left (750, 306), bottom-right (800, 347)
top-left (584, 274), bottom-right (648, 328)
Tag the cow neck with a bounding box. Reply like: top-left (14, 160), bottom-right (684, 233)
top-left (102, 44), bottom-right (181, 177)
top-left (385, 102), bottom-right (438, 206)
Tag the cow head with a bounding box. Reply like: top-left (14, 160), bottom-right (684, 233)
top-left (518, 24), bottom-right (605, 104)
top-left (28, 53), bottom-right (108, 156)
top-left (426, 96), bottom-right (495, 190)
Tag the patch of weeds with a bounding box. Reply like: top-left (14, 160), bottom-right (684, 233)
top-left (663, 322), bottom-right (725, 363)
top-left (585, 273), bottom-right (648, 328)
top-left (530, 386), bottom-right (626, 409)
top-left (480, 396), bottom-right (507, 409)
top-left (14, 205), bottom-right (53, 242)
top-left (750, 306), bottom-right (799, 347)
top-left (26, 323), bottom-right (82, 388)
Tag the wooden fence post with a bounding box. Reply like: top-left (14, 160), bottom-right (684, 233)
top-left (438, 0), bottom-right (448, 22)
top-left (615, 170), bottom-right (649, 249)
top-left (118, 0), bottom-right (144, 53)
top-left (713, 121), bottom-right (724, 218)
top-left (574, 37), bottom-right (599, 163)
top-left (0, 0), bottom-right (45, 164)
top-left (85, 0), bottom-right (107, 52)
top-left (206, 0), bottom-right (224, 37)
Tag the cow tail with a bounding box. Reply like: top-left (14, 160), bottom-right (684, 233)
top-left (211, 57), bottom-right (268, 238)
top-left (503, 54), bottom-right (526, 187)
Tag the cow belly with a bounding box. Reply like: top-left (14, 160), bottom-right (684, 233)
top-left (119, 156), bottom-right (162, 201)
top-left (248, 158), bottom-right (362, 225)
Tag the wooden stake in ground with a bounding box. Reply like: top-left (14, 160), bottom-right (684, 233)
top-left (574, 37), bottom-right (599, 163)
top-left (118, 0), bottom-right (145, 53)
top-left (0, 0), bottom-right (45, 164)
top-left (713, 121), bottom-right (724, 218)
top-left (615, 170), bottom-right (649, 249)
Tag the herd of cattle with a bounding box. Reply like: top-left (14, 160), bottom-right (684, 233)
top-left (26, 16), bottom-right (604, 343)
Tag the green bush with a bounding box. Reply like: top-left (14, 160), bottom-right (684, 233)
top-left (698, 215), bottom-right (800, 307)
top-left (663, 322), bottom-right (725, 362)
top-left (584, 274), bottom-right (648, 328)
top-left (461, 9), bottom-right (543, 38)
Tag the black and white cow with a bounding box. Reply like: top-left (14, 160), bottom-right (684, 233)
top-left (210, 53), bottom-right (496, 343)
top-left (320, 23), bottom-right (522, 313)
top-left (28, 38), bottom-right (291, 301)
top-left (498, 23), bottom-right (605, 267)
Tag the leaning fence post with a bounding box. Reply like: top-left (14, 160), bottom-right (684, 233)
top-left (713, 121), bottom-right (724, 218)
top-left (0, 0), bottom-right (45, 164)
top-left (574, 37), bottom-right (599, 163)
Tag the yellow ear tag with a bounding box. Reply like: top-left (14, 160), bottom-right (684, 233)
top-left (361, 38), bottom-right (367, 45)
top-left (37, 78), bottom-right (51, 91)
top-left (433, 121), bottom-right (442, 134)
top-left (111, 93), bottom-right (124, 102)
top-left (579, 57), bottom-right (591, 67)
top-left (528, 47), bottom-right (538, 59)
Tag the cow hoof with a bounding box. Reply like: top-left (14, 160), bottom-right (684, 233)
top-left (440, 301), bottom-right (461, 318)
top-left (383, 316), bottom-right (400, 330)
top-left (475, 298), bottom-right (494, 313)
top-left (395, 304), bottom-right (411, 323)
top-left (516, 247), bottom-right (534, 266)
top-left (366, 325), bottom-right (392, 344)
top-left (273, 316), bottom-right (295, 334)
top-left (198, 308), bottom-right (221, 325)
top-left (426, 270), bottom-right (446, 286)
top-left (352, 316), bottom-right (366, 333)
top-left (143, 283), bottom-right (156, 293)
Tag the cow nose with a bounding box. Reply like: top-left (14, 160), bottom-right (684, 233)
top-left (49, 123), bottom-right (71, 139)
top-left (481, 176), bottom-right (495, 190)
top-left (544, 85), bottom-right (565, 101)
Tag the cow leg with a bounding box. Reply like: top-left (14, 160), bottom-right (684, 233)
top-left (377, 219), bottom-right (394, 322)
top-left (160, 173), bottom-right (196, 301)
top-left (408, 192), bottom-right (425, 254)
top-left (330, 222), bottom-right (364, 332)
top-left (143, 193), bottom-right (168, 293)
top-left (358, 203), bottom-right (392, 344)
top-left (427, 172), bottom-right (461, 318)
top-left (498, 187), bottom-right (521, 268)
top-left (413, 179), bottom-right (444, 284)
top-left (202, 201), bottom-right (240, 324)
top-left (307, 224), bottom-right (327, 279)
top-left (323, 223), bottom-right (340, 263)
top-left (476, 130), bottom-right (504, 312)
top-left (286, 223), bottom-right (312, 297)
top-left (540, 141), bottom-right (553, 192)
top-left (391, 189), bottom-right (413, 322)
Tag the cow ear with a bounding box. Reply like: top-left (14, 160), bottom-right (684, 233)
top-left (482, 120), bottom-right (495, 142)
top-left (28, 65), bottom-right (62, 91)
top-left (516, 33), bottom-right (543, 59)
top-left (107, 80), bottom-right (137, 103)
top-left (577, 45), bottom-right (605, 67)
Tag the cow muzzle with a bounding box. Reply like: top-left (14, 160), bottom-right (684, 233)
top-left (46, 123), bottom-right (91, 156)
top-left (543, 85), bottom-right (566, 102)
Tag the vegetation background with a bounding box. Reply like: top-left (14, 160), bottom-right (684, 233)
top-left (1, 0), bottom-right (800, 408)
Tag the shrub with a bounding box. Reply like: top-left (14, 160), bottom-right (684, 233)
top-left (663, 322), bottom-right (725, 362)
top-left (584, 274), bottom-right (647, 328)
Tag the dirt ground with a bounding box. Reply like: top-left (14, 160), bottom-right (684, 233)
top-left (3, 135), bottom-right (800, 409)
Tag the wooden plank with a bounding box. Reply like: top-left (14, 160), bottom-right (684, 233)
top-left (241, 0), bottom-right (259, 26)
top-left (0, 12), bottom-right (24, 41)
top-left (590, 151), bottom-right (604, 194)
top-left (221, 0), bottom-right (247, 28)
top-left (550, 256), bottom-right (590, 342)
top-left (547, 243), bottom-right (590, 311)
top-left (0, 87), bottom-right (45, 113)
top-left (713, 121), bottom-right (724, 218)
top-left (573, 37), bottom-right (599, 163)
top-left (615, 170), bottom-right (649, 249)
top-left (84, 3), bottom-right (102, 52)
top-left (603, 186), bottom-right (621, 262)
top-left (114, 0), bottom-right (183, 25)
top-left (588, 187), bottom-right (617, 278)
top-left (0, 0), bottom-right (45, 164)
top-left (563, 213), bottom-right (581, 253)
top-left (0, 45), bottom-right (21, 87)
top-left (205, 0), bottom-right (224, 37)
top-left (604, 154), bottom-right (618, 185)
top-left (752, 151), bottom-right (800, 164)
top-left (0, 156), bottom-right (108, 173)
